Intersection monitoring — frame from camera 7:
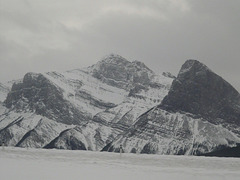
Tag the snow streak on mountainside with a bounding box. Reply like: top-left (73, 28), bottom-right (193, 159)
top-left (104, 59), bottom-right (240, 155)
top-left (0, 111), bottom-right (74, 148)
top-left (0, 55), bottom-right (239, 156)
top-left (0, 54), bottom-right (173, 151)
top-left (104, 108), bottom-right (240, 155)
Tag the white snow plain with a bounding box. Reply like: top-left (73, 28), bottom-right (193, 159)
top-left (0, 147), bottom-right (239, 180)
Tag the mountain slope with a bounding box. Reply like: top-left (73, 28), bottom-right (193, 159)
top-left (0, 54), bottom-right (173, 151)
top-left (103, 108), bottom-right (240, 155)
top-left (1, 56), bottom-right (239, 155)
top-left (104, 59), bottom-right (240, 155)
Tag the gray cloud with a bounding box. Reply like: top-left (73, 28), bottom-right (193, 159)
top-left (0, 0), bottom-right (239, 91)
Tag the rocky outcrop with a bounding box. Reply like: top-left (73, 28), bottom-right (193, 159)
top-left (44, 128), bottom-right (87, 150)
top-left (88, 54), bottom-right (154, 90)
top-left (162, 72), bottom-right (176, 79)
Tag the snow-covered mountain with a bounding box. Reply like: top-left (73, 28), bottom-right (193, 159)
top-left (0, 54), bottom-right (173, 151)
top-left (0, 55), bottom-right (239, 156)
top-left (102, 59), bottom-right (240, 155)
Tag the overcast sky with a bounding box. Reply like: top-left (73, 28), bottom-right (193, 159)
top-left (0, 0), bottom-right (240, 91)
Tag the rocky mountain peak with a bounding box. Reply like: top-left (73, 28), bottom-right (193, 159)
top-left (88, 54), bottom-right (155, 90)
top-left (95, 54), bottom-right (152, 73)
top-left (100, 53), bottom-right (130, 65)
top-left (160, 59), bottom-right (240, 125)
top-left (178, 59), bottom-right (211, 79)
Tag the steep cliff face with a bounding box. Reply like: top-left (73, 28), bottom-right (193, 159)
top-left (104, 60), bottom-right (240, 155)
top-left (160, 60), bottom-right (240, 126)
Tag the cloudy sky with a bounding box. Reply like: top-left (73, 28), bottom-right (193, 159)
top-left (0, 0), bottom-right (240, 91)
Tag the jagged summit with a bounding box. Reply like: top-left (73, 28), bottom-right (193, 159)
top-left (100, 54), bottom-right (129, 64)
top-left (86, 54), bottom-right (155, 90)
top-left (95, 54), bottom-right (152, 73)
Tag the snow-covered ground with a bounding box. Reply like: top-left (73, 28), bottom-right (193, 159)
top-left (0, 147), bottom-right (239, 180)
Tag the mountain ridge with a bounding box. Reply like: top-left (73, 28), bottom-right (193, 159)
top-left (0, 55), bottom-right (239, 157)
top-left (101, 58), bottom-right (240, 155)
top-left (0, 54), bottom-right (173, 151)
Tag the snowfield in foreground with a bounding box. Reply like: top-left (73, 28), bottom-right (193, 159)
top-left (0, 147), bottom-right (239, 180)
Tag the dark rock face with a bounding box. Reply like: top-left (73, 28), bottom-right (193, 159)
top-left (141, 143), bottom-right (158, 154)
top-left (90, 54), bottom-right (154, 90)
top-left (76, 90), bottom-right (116, 109)
top-left (0, 83), bottom-right (10, 102)
top-left (4, 73), bottom-right (86, 125)
top-left (162, 72), bottom-right (176, 79)
top-left (160, 60), bottom-right (240, 125)
top-left (15, 129), bottom-right (43, 147)
top-left (44, 128), bottom-right (87, 150)
top-left (0, 128), bottom-right (13, 146)
top-left (200, 145), bottom-right (240, 158)
top-left (128, 84), bottom-right (148, 98)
